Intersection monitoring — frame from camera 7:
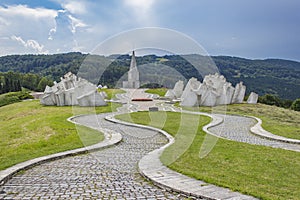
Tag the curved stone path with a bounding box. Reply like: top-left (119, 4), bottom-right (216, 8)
top-left (162, 103), bottom-right (300, 152)
top-left (0, 112), bottom-right (191, 199)
top-left (106, 116), bottom-right (258, 200)
top-left (208, 114), bottom-right (300, 152)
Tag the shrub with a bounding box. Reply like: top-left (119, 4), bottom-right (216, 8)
top-left (258, 94), bottom-right (282, 107)
top-left (0, 96), bottom-right (20, 107)
top-left (291, 98), bottom-right (300, 111)
top-left (140, 83), bottom-right (164, 88)
top-left (0, 91), bottom-right (33, 107)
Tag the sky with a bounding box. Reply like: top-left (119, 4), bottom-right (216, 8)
top-left (0, 0), bottom-right (300, 61)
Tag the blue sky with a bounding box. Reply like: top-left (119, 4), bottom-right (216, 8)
top-left (0, 0), bottom-right (299, 61)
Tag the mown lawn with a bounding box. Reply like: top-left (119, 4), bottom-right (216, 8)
top-left (116, 111), bottom-right (300, 200)
top-left (0, 100), bottom-right (119, 170)
top-left (145, 88), bottom-right (168, 97)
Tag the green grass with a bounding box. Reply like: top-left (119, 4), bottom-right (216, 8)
top-left (182, 103), bottom-right (300, 140)
top-left (116, 111), bottom-right (300, 200)
top-left (0, 100), bottom-right (120, 170)
top-left (145, 88), bottom-right (168, 97)
top-left (98, 88), bottom-right (125, 99)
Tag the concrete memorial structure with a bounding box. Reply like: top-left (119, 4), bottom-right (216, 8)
top-left (178, 73), bottom-right (256, 107)
top-left (247, 92), bottom-right (259, 104)
top-left (179, 77), bottom-right (201, 106)
top-left (165, 80), bottom-right (184, 99)
top-left (231, 81), bottom-right (246, 104)
top-left (40, 72), bottom-right (107, 106)
top-left (123, 51), bottom-right (140, 89)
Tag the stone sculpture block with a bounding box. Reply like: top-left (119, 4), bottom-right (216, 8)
top-left (180, 73), bottom-right (252, 107)
top-left (40, 72), bottom-right (107, 107)
top-left (247, 92), bottom-right (258, 104)
top-left (231, 82), bottom-right (246, 104)
top-left (165, 80), bottom-right (184, 99)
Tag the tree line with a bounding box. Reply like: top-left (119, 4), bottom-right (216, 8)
top-left (0, 72), bottom-right (53, 94)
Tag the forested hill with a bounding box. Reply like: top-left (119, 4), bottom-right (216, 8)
top-left (212, 56), bottom-right (300, 100)
top-left (0, 52), bottom-right (299, 100)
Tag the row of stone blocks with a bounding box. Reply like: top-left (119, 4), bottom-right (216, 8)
top-left (165, 73), bottom-right (258, 107)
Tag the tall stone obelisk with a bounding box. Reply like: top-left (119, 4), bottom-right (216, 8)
top-left (123, 51), bottom-right (140, 88)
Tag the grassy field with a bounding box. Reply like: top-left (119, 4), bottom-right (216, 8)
top-left (145, 88), bottom-right (168, 97)
top-left (0, 100), bottom-right (120, 170)
top-left (182, 103), bottom-right (300, 140)
top-left (116, 111), bottom-right (300, 200)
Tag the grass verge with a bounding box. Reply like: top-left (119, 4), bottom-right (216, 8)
top-left (116, 111), bottom-right (300, 200)
top-left (0, 100), bottom-right (120, 170)
top-left (145, 88), bottom-right (168, 97)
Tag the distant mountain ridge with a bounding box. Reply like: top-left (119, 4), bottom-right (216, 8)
top-left (0, 52), bottom-right (299, 100)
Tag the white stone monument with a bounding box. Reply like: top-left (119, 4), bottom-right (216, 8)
top-left (180, 73), bottom-right (253, 107)
top-left (165, 80), bottom-right (184, 99)
top-left (180, 78), bottom-right (201, 107)
top-left (231, 82), bottom-right (246, 104)
top-left (77, 90), bottom-right (106, 107)
top-left (40, 72), bottom-right (107, 107)
top-left (247, 92), bottom-right (258, 104)
top-left (123, 51), bottom-right (140, 88)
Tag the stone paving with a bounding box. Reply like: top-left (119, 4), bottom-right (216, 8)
top-left (209, 114), bottom-right (300, 152)
top-left (0, 113), bottom-right (192, 199)
top-left (107, 116), bottom-right (258, 200)
top-left (115, 89), bottom-right (163, 112)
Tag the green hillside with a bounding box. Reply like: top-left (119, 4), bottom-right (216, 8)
top-left (0, 53), bottom-right (299, 100)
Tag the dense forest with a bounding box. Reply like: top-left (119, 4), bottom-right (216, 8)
top-left (0, 52), bottom-right (299, 100)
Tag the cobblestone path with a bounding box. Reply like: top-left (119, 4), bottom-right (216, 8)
top-left (209, 114), bottom-right (300, 152)
top-left (0, 113), bottom-right (191, 200)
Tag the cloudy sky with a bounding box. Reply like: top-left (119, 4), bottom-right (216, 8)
top-left (0, 0), bottom-right (299, 61)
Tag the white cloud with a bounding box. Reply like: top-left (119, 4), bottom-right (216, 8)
top-left (50, 0), bottom-right (88, 14)
top-left (0, 16), bottom-right (9, 26)
top-left (123, 0), bottom-right (157, 25)
top-left (48, 10), bottom-right (72, 40)
top-left (48, 27), bottom-right (56, 40)
top-left (0, 4), bottom-right (57, 18)
top-left (47, 9), bottom-right (88, 52)
top-left (69, 14), bottom-right (88, 33)
top-left (0, 4), bottom-right (57, 38)
top-left (0, 3), bottom-right (88, 54)
top-left (124, 0), bottom-right (155, 11)
top-left (62, 1), bottom-right (87, 14)
top-left (0, 1), bottom-right (160, 55)
top-left (11, 35), bottom-right (47, 53)
top-left (0, 4), bottom-right (56, 55)
top-left (0, 0), bottom-right (298, 60)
